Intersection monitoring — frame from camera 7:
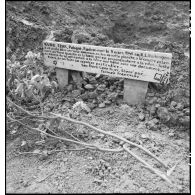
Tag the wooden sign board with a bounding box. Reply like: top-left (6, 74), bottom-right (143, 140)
top-left (43, 40), bottom-right (172, 104)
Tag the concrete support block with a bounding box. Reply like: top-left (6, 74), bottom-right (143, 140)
top-left (124, 79), bottom-right (148, 105)
top-left (56, 68), bottom-right (69, 89)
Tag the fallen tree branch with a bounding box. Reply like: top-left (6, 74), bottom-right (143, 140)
top-left (7, 115), bottom-right (123, 153)
top-left (50, 112), bottom-right (168, 169)
top-left (7, 114), bottom-right (175, 186)
top-left (7, 98), bottom-right (168, 169)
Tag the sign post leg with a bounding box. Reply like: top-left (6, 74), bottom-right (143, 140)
top-left (56, 68), bottom-right (69, 89)
top-left (124, 79), bottom-right (148, 105)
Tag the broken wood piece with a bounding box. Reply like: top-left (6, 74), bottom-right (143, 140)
top-left (56, 68), bottom-right (69, 89)
top-left (124, 79), bottom-right (148, 105)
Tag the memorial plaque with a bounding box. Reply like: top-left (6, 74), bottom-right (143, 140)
top-left (43, 40), bottom-right (172, 104)
top-left (43, 40), bottom-right (172, 83)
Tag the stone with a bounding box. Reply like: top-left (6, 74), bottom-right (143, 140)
top-left (140, 134), bottom-right (149, 139)
top-left (95, 74), bottom-right (101, 79)
top-left (72, 89), bottom-right (81, 98)
top-left (87, 103), bottom-right (96, 110)
top-left (56, 68), bottom-right (69, 89)
top-left (120, 104), bottom-right (130, 110)
top-left (82, 71), bottom-right (88, 78)
top-left (171, 101), bottom-right (177, 107)
top-left (104, 100), bottom-right (112, 105)
top-left (148, 97), bottom-right (158, 105)
top-left (107, 92), bottom-right (118, 102)
top-left (178, 76), bottom-right (183, 82)
top-left (71, 29), bottom-right (91, 44)
top-left (67, 84), bottom-right (73, 92)
top-left (138, 113), bottom-right (145, 121)
top-left (157, 107), bottom-right (171, 123)
top-left (97, 84), bottom-right (106, 92)
top-left (168, 106), bottom-right (177, 112)
top-left (146, 120), bottom-right (158, 131)
top-left (150, 105), bottom-right (157, 116)
top-left (147, 92), bottom-right (155, 97)
top-left (82, 80), bottom-right (88, 86)
top-left (79, 92), bottom-right (89, 101)
top-left (92, 99), bottom-right (97, 104)
top-left (151, 118), bottom-right (159, 124)
top-left (118, 91), bottom-right (124, 97)
top-left (176, 103), bottom-right (184, 111)
top-left (109, 86), bottom-right (116, 92)
top-left (98, 102), bottom-right (106, 108)
top-left (158, 99), bottom-right (167, 106)
top-left (93, 178), bottom-right (102, 184)
top-left (124, 132), bottom-right (134, 140)
top-left (169, 114), bottom-right (178, 125)
top-left (85, 84), bottom-right (94, 90)
top-left (100, 93), bottom-right (107, 99)
top-left (168, 132), bottom-right (175, 137)
top-left (103, 80), bottom-right (109, 86)
top-left (88, 91), bottom-right (98, 99)
top-left (139, 187), bottom-right (146, 192)
top-left (113, 188), bottom-right (121, 193)
top-left (119, 141), bottom-right (125, 146)
top-left (177, 112), bottom-right (184, 117)
top-left (89, 77), bottom-right (98, 84)
top-left (184, 90), bottom-right (190, 98)
top-left (179, 116), bottom-right (190, 127)
top-left (183, 108), bottom-right (190, 115)
top-left (183, 100), bottom-right (189, 108)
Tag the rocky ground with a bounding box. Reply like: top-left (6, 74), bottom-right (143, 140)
top-left (6, 1), bottom-right (190, 193)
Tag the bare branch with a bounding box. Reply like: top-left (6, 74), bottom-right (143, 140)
top-left (7, 115), bottom-right (123, 153)
top-left (50, 112), bottom-right (168, 169)
top-left (6, 98), bottom-right (168, 169)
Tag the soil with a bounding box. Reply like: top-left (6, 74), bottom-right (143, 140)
top-left (6, 1), bottom-right (190, 193)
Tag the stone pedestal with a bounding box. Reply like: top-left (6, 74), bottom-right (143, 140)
top-left (124, 79), bottom-right (148, 105)
top-left (56, 68), bottom-right (69, 89)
